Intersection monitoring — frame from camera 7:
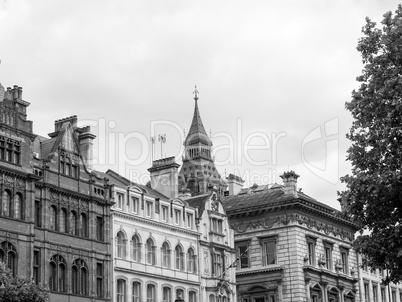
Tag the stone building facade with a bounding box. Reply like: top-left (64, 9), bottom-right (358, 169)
top-left (221, 171), bottom-right (360, 302)
top-left (0, 83), bottom-right (113, 301)
top-left (104, 156), bottom-right (236, 302)
top-left (357, 255), bottom-right (402, 302)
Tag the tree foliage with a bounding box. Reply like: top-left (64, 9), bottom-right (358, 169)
top-left (0, 262), bottom-right (49, 302)
top-left (340, 4), bottom-right (402, 284)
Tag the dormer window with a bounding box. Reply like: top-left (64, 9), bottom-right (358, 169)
top-left (146, 201), bottom-right (154, 218)
top-left (116, 193), bottom-right (124, 209)
top-left (174, 209), bottom-right (181, 225)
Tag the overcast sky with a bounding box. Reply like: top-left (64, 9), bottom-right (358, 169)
top-left (0, 0), bottom-right (399, 209)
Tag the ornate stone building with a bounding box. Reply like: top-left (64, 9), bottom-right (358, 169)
top-left (0, 83), bottom-right (113, 301)
top-left (221, 171), bottom-right (360, 302)
top-left (105, 156), bottom-right (236, 302)
top-left (178, 88), bottom-right (226, 197)
top-left (357, 255), bottom-right (402, 302)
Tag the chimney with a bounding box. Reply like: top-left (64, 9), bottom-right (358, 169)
top-left (280, 171), bottom-right (300, 197)
top-left (226, 173), bottom-right (244, 195)
top-left (148, 157), bottom-right (180, 199)
top-left (79, 126), bottom-right (96, 170)
top-left (12, 85), bottom-right (18, 100)
top-left (54, 115), bottom-right (78, 132)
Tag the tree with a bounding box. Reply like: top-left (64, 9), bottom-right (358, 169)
top-left (339, 4), bottom-right (402, 284)
top-left (0, 262), bottom-right (49, 302)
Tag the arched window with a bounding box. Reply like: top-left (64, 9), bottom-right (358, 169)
top-left (14, 193), bottom-right (22, 219)
top-left (70, 211), bottom-right (78, 235)
top-left (80, 213), bottom-right (88, 238)
top-left (132, 235), bottom-right (141, 262)
top-left (72, 259), bottom-right (88, 295)
top-left (117, 231), bottom-right (126, 259)
top-left (146, 238), bottom-right (155, 265)
top-left (2, 190), bottom-right (11, 217)
top-left (163, 286), bottom-right (172, 302)
top-left (49, 255), bottom-right (67, 292)
top-left (176, 289), bottom-right (184, 301)
top-left (162, 242), bottom-right (170, 268)
top-left (60, 208), bottom-right (67, 233)
top-left (187, 248), bottom-right (196, 273)
top-left (189, 291), bottom-right (197, 302)
top-left (147, 284), bottom-right (156, 302)
top-left (117, 279), bottom-right (126, 302)
top-left (72, 263), bottom-right (79, 294)
top-left (49, 205), bottom-right (57, 231)
top-left (49, 262), bottom-right (57, 291)
top-left (175, 245), bottom-right (184, 271)
top-left (209, 294), bottom-right (216, 302)
top-left (132, 282), bottom-right (141, 302)
top-left (0, 241), bottom-right (17, 277)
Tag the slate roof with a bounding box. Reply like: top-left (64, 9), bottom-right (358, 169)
top-left (104, 169), bottom-right (169, 201)
top-left (186, 193), bottom-right (211, 218)
top-left (221, 184), bottom-right (337, 216)
top-left (184, 98), bottom-right (212, 146)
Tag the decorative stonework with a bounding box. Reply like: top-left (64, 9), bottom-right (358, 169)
top-left (231, 213), bottom-right (354, 241)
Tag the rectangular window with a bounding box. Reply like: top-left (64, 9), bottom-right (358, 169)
top-left (213, 252), bottom-right (222, 277)
top-left (117, 194), bottom-right (124, 209)
top-left (236, 244), bottom-right (249, 269)
top-left (306, 236), bottom-right (316, 266)
top-left (96, 262), bottom-right (103, 298)
top-left (324, 242), bottom-right (333, 270)
top-left (218, 220), bottom-right (223, 233)
top-left (96, 216), bottom-right (104, 241)
top-left (364, 283), bottom-right (369, 302)
top-left (187, 213), bottom-right (193, 228)
top-left (373, 284), bottom-right (378, 302)
top-left (161, 206), bottom-right (168, 222)
top-left (340, 248), bottom-right (349, 274)
top-left (131, 197), bottom-right (139, 213)
top-left (33, 249), bottom-right (40, 285)
top-left (0, 138), bottom-right (21, 165)
top-left (174, 209), bottom-right (180, 225)
top-left (34, 200), bottom-right (41, 227)
top-left (146, 201), bottom-right (153, 217)
top-left (391, 290), bottom-right (396, 302)
top-left (262, 238), bottom-right (276, 265)
top-left (211, 218), bottom-right (217, 232)
top-left (380, 287), bottom-right (385, 302)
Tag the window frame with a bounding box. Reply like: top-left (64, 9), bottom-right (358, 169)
top-left (323, 241), bottom-right (333, 270)
top-left (340, 247), bottom-right (349, 274)
top-left (235, 242), bottom-right (250, 269)
top-left (260, 236), bottom-right (277, 266)
top-left (117, 279), bottom-right (126, 302)
top-left (306, 236), bottom-right (317, 266)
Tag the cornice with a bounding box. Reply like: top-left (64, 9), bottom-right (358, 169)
top-left (113, 211), bottom-right (200, 237)
top-left (227, 197), bottom-right (357, 231)
top-left (236, 265), bottom-right (284, 276)
top-left (229, 211), bottom-right (355, 242)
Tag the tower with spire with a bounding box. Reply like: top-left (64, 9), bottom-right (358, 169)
top-left (178, 86), bottom-right (227, 196)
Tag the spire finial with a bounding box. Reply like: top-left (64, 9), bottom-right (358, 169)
top-left (193, 84), bottom-right (199, 101)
